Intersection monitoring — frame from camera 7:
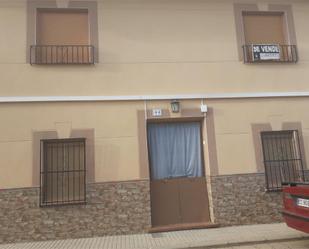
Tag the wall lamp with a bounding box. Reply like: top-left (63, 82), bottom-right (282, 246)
top-left (171, 100), bottom-right (180, 113)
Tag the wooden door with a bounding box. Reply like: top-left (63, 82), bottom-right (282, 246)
top-left (148, 121), bottom-right (211, 229)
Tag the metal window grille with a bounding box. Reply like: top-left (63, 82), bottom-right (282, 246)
top-left (40, 138), bottom-right (86, 207)
top-left (261, 130), bottom-right (305, 191)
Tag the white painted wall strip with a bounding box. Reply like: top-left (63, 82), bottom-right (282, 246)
top-left (1, 92), bottom-right (309, 103)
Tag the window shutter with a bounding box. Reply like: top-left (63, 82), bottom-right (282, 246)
top-left (36, 9), bottom-right (89, 45)
top-left (243, 13), bottom-right (286, 44)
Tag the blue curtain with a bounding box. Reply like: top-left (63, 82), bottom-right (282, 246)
top-left (147, 122), bottom-right (203, 180)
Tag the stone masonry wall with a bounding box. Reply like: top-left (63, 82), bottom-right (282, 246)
top-left (0, 180), bottom-right (151, 244)
top-left (1, 173), bottom-right (300, 244)
top-left (210, 173), bottom-right (283, 226)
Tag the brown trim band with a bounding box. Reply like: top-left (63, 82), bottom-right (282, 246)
top-left (234, 3), bottom-right (258, 61)
top-left (137, 110), bottom-right (150, 179)
top-left (32, 128), bottom-right (95, 187)
top-left (205, 107), bottom-right (219, 176)
top-left (147, 116), bottom-right (204, 123)
top-left (282, 122), bottom-right (307, 170)
top-left (32, 130), bottom-right (58, 187)
top-left (251, 123), bottom-right (272, 173)
top-left (70, 129), bottom-right (95, 183)
top-left (268, 4), bottom-right (297, 47)
top-left (252, 122), bottom-right (307, 173)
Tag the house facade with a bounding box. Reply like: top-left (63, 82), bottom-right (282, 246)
top-left (1, 0), bottom-right (309, 244)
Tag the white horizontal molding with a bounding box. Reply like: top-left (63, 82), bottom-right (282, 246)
top-left (1, 92), bottom-right (309, 103)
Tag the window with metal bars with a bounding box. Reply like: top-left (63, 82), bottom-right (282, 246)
top-left (261, 130), bottom-right (305, 191)
top-left (40, 138), bottom-right (86, 207)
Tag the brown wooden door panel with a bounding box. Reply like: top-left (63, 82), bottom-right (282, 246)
top-left (150, 178), bottom-right (180, 227)
top-left (150, 177), bottom-right (211, 227)
top-left (178, 177), bottom-right (210, 224)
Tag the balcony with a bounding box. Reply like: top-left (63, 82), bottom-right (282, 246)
top-left (242, 44), bottom-right (298, 64)
top-left (30, 45), bottom-right (95, 65)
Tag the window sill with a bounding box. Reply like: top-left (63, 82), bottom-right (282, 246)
top-left (40, 201), bottom-right (87, 208)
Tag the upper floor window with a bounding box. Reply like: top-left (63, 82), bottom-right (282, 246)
top-left (27, 1), bottom-right (98, 65)
top-left (234, 4), bottom-right (298, 63)
top-left (31, 9), bottom-right (94, 65)
top-left (242, 12), bottom-right (297, 63)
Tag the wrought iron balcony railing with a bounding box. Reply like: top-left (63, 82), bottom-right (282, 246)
top-left (242, 44), bottom-right (298, 63)
top-left (30, 45), bottom-right (95, 65)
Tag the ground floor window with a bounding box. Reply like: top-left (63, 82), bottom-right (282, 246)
top-left (261, 130), bottom-right (305, 191)
top-left (40, 138), bottom-right (86, 206)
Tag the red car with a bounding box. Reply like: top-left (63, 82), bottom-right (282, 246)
top-left (282, 182), bottom-right (309, 233)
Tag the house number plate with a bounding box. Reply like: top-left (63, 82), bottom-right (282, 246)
top-left (297, 198), bottom-right (309, 208)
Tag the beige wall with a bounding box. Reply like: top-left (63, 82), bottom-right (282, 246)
top-left (208, 97), bottom-right (309, 175)
top-left (0, 99), bottom-right (204, 189)
top-left (0, 0), bottom-right (309, 95)
top-left (146, 98), bottom-right (309, 176)
top-left (1, 0), bottom-right (309, 189)
top-left (0, 4), bottom-right (26, 64)
top-left (0, 101), bottom-right (144, 188)
top-left (1, 98), bottom-right (309, 189)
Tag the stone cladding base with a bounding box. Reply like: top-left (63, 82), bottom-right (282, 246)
top-left (1, 173), bottom-right (299, 244)
top-left (0, 180), bottom-right (151, 244)
top-left (210, 173), bottom-right (283, 226)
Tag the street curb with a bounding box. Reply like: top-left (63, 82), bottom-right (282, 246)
top-left (181, 236), bottom-right (309, 249)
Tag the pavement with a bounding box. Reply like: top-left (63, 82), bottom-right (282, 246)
top-left (0, 223), bottom-right (308, 249)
